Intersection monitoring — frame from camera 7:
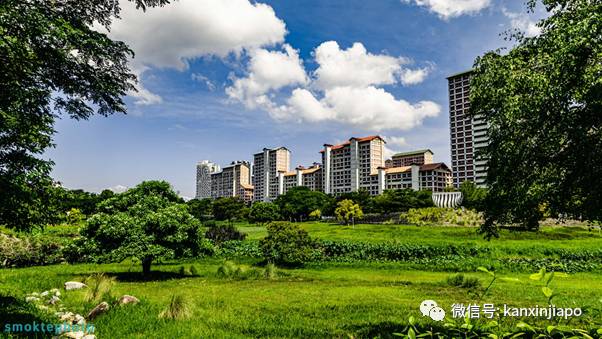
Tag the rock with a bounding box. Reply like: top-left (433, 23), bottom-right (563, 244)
top-left (40, 291), bottom-right (49, 297)
top-left (87, 302), bottom-right (109, 320)
top-left (61, 331), bottom-right (85, 339)
top-left (25, 296), bottom-right (40, 303)
top-left (59, 312), bottom-right (75, 323)
top-left (48, 295), bottom-right (61, 305)
top-left (74, 314), bottom-right (85, 325)
top-left (51, 288), bottom-right (61, 297)
top-left (82, 335), bottom-right (96, 339)
top-left (64, 281), bottom-right (87, 290)
top-left (117, 295), bottom-right (140, 305)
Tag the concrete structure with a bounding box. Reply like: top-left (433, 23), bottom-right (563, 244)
top-left (385, 149), bottom-right (434, 168)
top-left (277, 164), bottom-right (323, 195)
top-left (379, 163), bottom-right (453, 193)
top-left (432, 192), bottom-right (463, 208)
top-left (252, 147), bottom-right (291, 202)
top-left (447, 70), bottom-right (488, 187)
top-left (321, 136), bottom-right (386, 196)
top-left (210, 161), bottom-right (253, 202)
top-left (195, 160), bottom-right (220, 199)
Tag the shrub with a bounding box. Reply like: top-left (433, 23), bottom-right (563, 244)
top-left (178, 265), bottom-right (192, 276)
top-left (84, 273), bottom-right (116, 302)
top-left (216, 261), bottom-right (263, 280)
top-left (205, 224), bottom-right (246, 245)
top-left (308, 209), bottom-right (322, 221)
top-left (189, 265), bottom-right (199, 276)
top-left (260, 222), bottom-right (317, 267)
top-left (248, 202), bottom-right (280, 224)
top-left (159, 295), bottom-right (190, 320)
top-left (335, 199), bottom-right (363, 225)
top-left (446, 273), bottom-right (481, 289)
top-left (0, 233), bottom-right (64, 268)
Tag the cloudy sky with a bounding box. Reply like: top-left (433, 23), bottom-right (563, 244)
top-left (46, 0), bottom-right (543, 198)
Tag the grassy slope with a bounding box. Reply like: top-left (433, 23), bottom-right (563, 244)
top-left (1, 223), bottom-right (601, 338)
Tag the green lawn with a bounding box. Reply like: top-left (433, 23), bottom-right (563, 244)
top-left (1, 223), bottom-right (601, 338)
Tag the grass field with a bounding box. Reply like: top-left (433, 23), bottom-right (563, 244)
top-left (1, 223), bottom-right (601, 338)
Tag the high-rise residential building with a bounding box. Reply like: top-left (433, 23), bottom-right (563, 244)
top-left (252, 147), bottom-right (290, 202)
top-left (277, 164), bottom-right (323, 195)
top-left (379, 163), bottom-right (453, 192)
top-left (195, 160), bottom-right (220, 199)
top-left (447, 70), bottom-right (488, 187)
top-left (210, 161), bottom-right (253, 201)
top-left (321, 136), bottom-right (386, 196)
top-left (385, 149), bottom-right (434, 168)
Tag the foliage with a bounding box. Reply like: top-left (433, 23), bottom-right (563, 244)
top-left (66, 208), bottom-right (85, 225)
top-left (260, 222), bottom-right (317, 266)
top-left (371, 189), bottom-right (434, 214)
top-left (248, 202), bottom-right (280, 224)
top-left (159, 295), bottom-right (191, 320)
top-left (446, 273), bottom-right (481, 290)
top-left (212, 197), bottom-right (247, 223)
top-left (308, 209), bottom-right (322, 221)
top-left (403, 207), bottom-right (483, 226)
top-left (275, 187), bottom-right (330, 221)
top-left (334, 199), bottom-right (363, 225)
top-left (459, 181), bottom-right (487, 211)
top-left (215, 261), bottom-right (271, 280)
top-left (82, 181), bottom-right (202, 275)
top-left (471, 0), bottom-right (602, 237)
top-left (335, 189), bottom-right (373, 212)
top-left (529, 267), bottom-right (569, 304)
top-left (0, 0), bottom-right (169, 231)
top-left (0, 232), bottom-right (64, 267)
top-left (85, 273), bottom-right (116, 302)
top-left (205, 224), bottom-right (247, 245)
top-left (186, 198), bottom-right (213, 221)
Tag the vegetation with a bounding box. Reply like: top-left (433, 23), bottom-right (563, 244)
top-left (205, 224), bottom-right (247, 245)
top-left (459, 181), bottom-right (487, 211)
top-left (275, 187), bottom-right (332, 221)
top-left (186, 198), bottom-right (213, 221)
top-left (335, 199), bottom-right (364, 225)
top-left (81, 181), bottom-right (203, 275)
top-left (212, 197), bottom-right (247, 224)
top-left (248, 202), bottom-right (280, 225)
top-left (371, 189), bottom-right (434, 214)
top-left (260, 222), bottom-right (317, 266)
top-left (471, 0), bottom-right (602, 237)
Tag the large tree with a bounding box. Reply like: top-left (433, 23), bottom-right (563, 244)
top-left (0, 0), bottom-right (169, 230)
top-left (471, 0), bottom-right (602, 237)
top-left (275, 187), bottom-right (330, 222)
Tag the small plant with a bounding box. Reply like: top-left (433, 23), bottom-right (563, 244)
top-left (159, 295), bottom-right (190, 320)
top-left (447, 274), bottom-right (481, 291)
top-left (263, 263), bottom-right (277, 280)
top-left (529, 268), bottom-right (569, 304)
top-left (178, 265), bottom-right (192, 276)
top-left (205, 224), bottom-right (246, 245)
top-left (260, 222), bottom-right (317, 267)
top-left (84, 273), bottom-right (116, 302)
top-left (217, 261), bottom-right (238, 278)
top-left (189, 265), bottom-right (199, 276)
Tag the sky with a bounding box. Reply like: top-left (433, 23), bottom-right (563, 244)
top-left (46, 0), bottom-right (544, 199)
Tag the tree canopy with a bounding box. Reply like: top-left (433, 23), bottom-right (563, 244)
top-left (275, 187), bottom-right (331, 221)
top-left (471, 0), bottom-right (602, 237)
top-left (0, 0), bottom-right (169, 230)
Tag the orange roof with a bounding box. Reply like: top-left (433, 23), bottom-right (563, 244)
top-left (383, 162), bottom-right (451, 174)
top-left (240, 183), bottom-right (254, 190)
top-left (385, 166), bottom-right (411, 174)
top-left (320, 135), bottom-right (384, 152)
top-left (301, 167), bottom-right (321, 174)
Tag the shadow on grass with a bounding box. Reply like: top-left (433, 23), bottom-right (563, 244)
top-left (0, 295), bottom-right (53, 338)
top-left (345, 321), bottom-right (406, 339)
top-left (102, 271), bottom-right (188, 282)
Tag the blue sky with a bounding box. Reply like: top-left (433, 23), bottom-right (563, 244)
top-left (47, 0), bottom-right (543, 198)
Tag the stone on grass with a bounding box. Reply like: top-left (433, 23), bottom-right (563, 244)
top-left (25, 296), bottom-right (40, 303)
top-left (82, 335), bottom-right (96, 339)
top-left (61, 331), bottom-right (84, 339)
top-left (64, 281), bottom-right (87, 290)
top-left (87, 302), bottom-right (109, 320)
top-left (74, 314), bottom-right (85, 325)
top-left (48, 295), bottom-right (61, 305)
top-left (59, 312), bottom-right (75, 323)
top-left (40, 291), bottom-right (49, 297)
top-left (117, 295), bottom-right (140, 305)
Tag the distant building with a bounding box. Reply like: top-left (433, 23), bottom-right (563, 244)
top-left (210, 161), bottom-right (253, 201)
top-left (386, 149), bottom-right (434, 168)
top-left (447, 70), bottom-right (488, 187)
top-left (195, 160), bottom-right (220, 199)
top-left (379, 163), bottom-right (453, 192)
top-left (252, 147), bottom-right (291, 202)
top-left (277, 163), bottom-right (323, 195)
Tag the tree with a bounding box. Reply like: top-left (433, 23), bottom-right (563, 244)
top-left (260, 222), bottom-right (316, 267)
top-left (0, 0), bottom-right (169, 231)
top-left (470, 0), bottom-right (602, 237)
top-left (212, 197), bottom-right (246, 224)
top-left (459, 181), bottom-right (487, 211)
top-left (186, 198), bottom-right (213, 221)
top-left (82, 181), bottom-right (202, 275)
top-left (336, 189), bottom-right (373, 213)
top-left (248, 202), bottom-right (280, 225)
top-left (371, 189), bottom-right (434, 214)
top-left (275, 187), bottom-right (330, 221)
top-left (335, 199), bottom-right (363, 225)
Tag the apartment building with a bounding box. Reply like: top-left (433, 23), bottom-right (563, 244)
top-left (379, 163), bottom-right (452, 192)
top-left (210, 161), bottom-right (253, 201)
top-left (385, 149), bottom-right (433, 168)
top-left (277, 164), bottom-right (323, 195)
top-left (448, 70), bottom-right (488, 187)
top-left (195, 160), bottom-right (220, 199)
top-left (252, 147), bottom-right (291, 202)
top-left (321, 136), bottom-right (386, 196)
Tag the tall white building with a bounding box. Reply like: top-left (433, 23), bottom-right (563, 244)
top-left (195, 160), bottom-right (220, 199)
top-left (252, 147), bottom-right (291, 202)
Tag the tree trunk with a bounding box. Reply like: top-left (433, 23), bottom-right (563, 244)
top-left (142, 257), bottom-right (152, 275)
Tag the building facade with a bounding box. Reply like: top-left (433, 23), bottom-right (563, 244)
top-left (195, 160), bottom-right (220, 199)
top-left (210, 161), bottom-right (253, 201)
top-left (277, 164), bottom-right (323, 195)
top-left (252, 147), bottom-right (291, 202)
top-left (385, 149), bottom-right (434, 168)
top-left (447, 70), bottom-right (488, 187)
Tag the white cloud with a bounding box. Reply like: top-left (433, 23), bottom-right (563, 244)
top-left (502, 9), bottom-right (541, 37)
top-left (402, 0), bottom-right (491, 19)
top-left (313, 41), bottom-right (409, 89)
top-left (400, 66), bottom-right (433, 86)
top-left (226, 44), bottom-right (308, 109)
top-left (108, 185), bottom-right (128, 193)
top-left (383, 136), bottom-right (409, 159)
top-left (104, 0), bottom-right (287, 104)
top-left (191, 73), bottom-right (216, 91)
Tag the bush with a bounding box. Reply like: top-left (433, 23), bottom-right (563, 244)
top-left (446, 273), bottom-right (481, 289)
top-left (0, 233), bottom-right (64, 268)
top-left (205, 224), bottom-right (246, 245)
top-left (260, 222), bottom-right (317, 267)
top-left (248, 202), bottom-right (280, 224)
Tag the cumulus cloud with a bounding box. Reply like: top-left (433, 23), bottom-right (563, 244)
top-left (103, 0), bottom-right (287, 104)
top-left (402, 0), bottom-right (491, 19)
top-left (226, 44), bottom-right (308, 109)
top-left (383, 136), bottom-right (409, 159)
top-left (107, 185), bottom-right (128, 193)
top-left (502, 8), bottom-right (542, 37)
top-left (191, 73), bottom-right (216, 91)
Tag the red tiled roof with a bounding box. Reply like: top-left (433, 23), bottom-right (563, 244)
top-left (320, 135), bottom-right (384, 152)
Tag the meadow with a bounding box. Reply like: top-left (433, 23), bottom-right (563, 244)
top-left (1, 222), bottom-right (601, 338)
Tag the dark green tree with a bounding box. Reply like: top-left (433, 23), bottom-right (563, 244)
top-left (186, 198), bottom-right (213, 221)
top-left (260, 222), bottom-right (316, 267)
top-left (248, 202), bottom-right (280, 225)
top-left (82, 181), bottom-right (202, 275)
top-left (275, 187), bottom-right (330, 221)
top-left (470, 0), bottom-right (602, 237)
top-left (371, 189), bottom-right (434, 214)
top-left (0, 0), bottom-right (170, 230)
top-left (212, 197), bottom-right (246, 224)
top-left (459, 181), bottom-right (487, 211)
